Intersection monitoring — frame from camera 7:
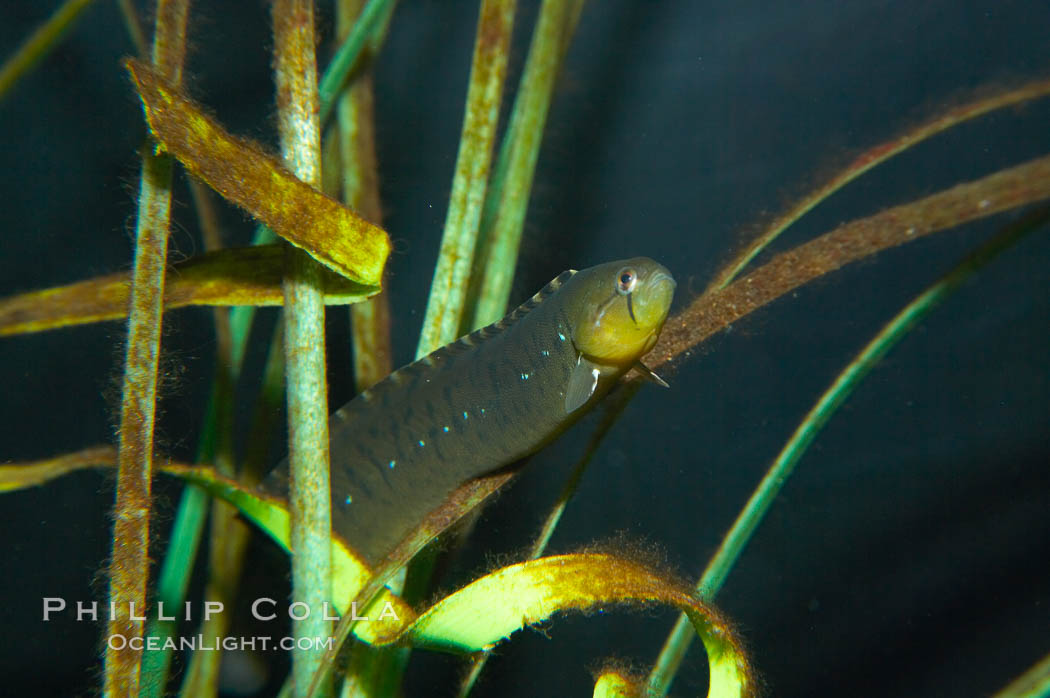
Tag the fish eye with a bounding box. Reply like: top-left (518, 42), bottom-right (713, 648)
top-left (616, 267), bottom-right (637, 295)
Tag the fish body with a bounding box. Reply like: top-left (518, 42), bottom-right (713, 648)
top-left (266, 258), bottom-right (675, 564)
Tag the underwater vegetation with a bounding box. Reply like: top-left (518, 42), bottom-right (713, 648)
top-left (1, 1), bottom-right (1049, 696)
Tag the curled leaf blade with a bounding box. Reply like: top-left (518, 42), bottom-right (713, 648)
top-left (125, 58), bottom-right (391, 285)
top-left (592, 672), bottom-right (637, 698)
top-left (405, 553), bottom-right (754, 697)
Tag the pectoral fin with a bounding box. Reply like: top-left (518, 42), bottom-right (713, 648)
top-left (565, 355), bottom-right (602, 414)
top-left (634, 360), bottom-right (669, 388)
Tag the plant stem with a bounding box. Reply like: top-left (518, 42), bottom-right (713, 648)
top-left (142, 169), bottom-right (235, 698)
top-left (336, 0), bottom-right (393, 392)
top-left (103, 2), bottom-right (190, 695)
top-left (318, 0), bottom-right (397, 127)
top-left (416, 0), bottom-right (517, 356)
top-left (272, 1), bottom-right (332, 696)
top-left (465, 0), bottom-right (585, 331)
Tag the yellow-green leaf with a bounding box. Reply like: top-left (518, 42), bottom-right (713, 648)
top-left (592, 671), bottom-right (638, 698)
top-left (125, 59), bottom-right (391, 286)
top-left (405, 553), bottom-right (755, 697)
top-left (0, 245), bottom-right (379, 337)
top-left (0, 446), bottom-right (116, 491)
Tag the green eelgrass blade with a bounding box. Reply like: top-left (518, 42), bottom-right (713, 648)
top-left (992, 650), bottom-right (1050, 698)
top-left (318, 0), bottom-right (397, 128)
top-left (0, 0), bottom-right (97, 103)
top-left (463, 0), bottom-right (585, 332)
top-left (271, 3), bottom-right (333, 695)
top-left (415, 0), bottom-right (516, 356)
top-left (646, 208), bottom-right (1050, 697)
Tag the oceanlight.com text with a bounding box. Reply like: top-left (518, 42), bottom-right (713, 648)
top-left (106, 633), bottom-right (335, 653)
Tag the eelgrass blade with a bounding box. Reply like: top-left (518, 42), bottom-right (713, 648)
top-left (416, 0), bottom-right (517, 356)
top-left (125, 58), bottom-right (391, 285)
top-left (336, 0), bottom-right (394, 393)
top-left (317, 0), bottom-right (396, 128)
top-left (0, 245), bottom-right (378, 337)
top-left (411, 553), bottom-right (754, 698)
top-left (0, 446), bottom-right (116, 491)
top-left (649, 153), bottom-right (1050, 371)
top-left (464, 0), bottom-right (585, 331)
top-left (0, 0), bottom-right (97, 103)
top-left (175, 320), bottom-right (289, 695)
top-left (707, 78), bottom-right (1050, 292)
top-left (591, 671), bottom-right (637, 698)
top-left (103, 1), bottom-right (190, 694)
top-left (271, 2), bottom-right (333, 696)
top-left (116, 0), bottom-right (148, 56)
top-left (333, 1), bottom-right (401, 694)
top-left (141, 483), bottom-right (208, 697)
top-left (992, 650), bottom-right (1050, 698)
top-left (155, 4), bottom-right (398, 689)
top-left (450, 13), bottom-right (589, 685)
top-left (645, 207), bottom-right (1050, 698)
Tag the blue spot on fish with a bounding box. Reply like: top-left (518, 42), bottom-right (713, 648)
top-left (388, 460), bottom-right (396, 469)
top-left (443, 425), bottom-right (450, 433)
top-left (462, 411), bottom-right (469, 420)
top-left (520, 372), bottom-right (530, 380)
top-left (557, 331), bottom-right (566, 341)
top-left (344, 494), bottom-right (353, 505)
top-left (418, 439), bottom-right (426, 448)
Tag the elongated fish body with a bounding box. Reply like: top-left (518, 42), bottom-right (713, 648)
top-left (265, 258), bottom-right (675, 565)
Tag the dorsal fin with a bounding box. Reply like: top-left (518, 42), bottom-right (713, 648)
top-left (337, 269), bottom-right (577, 416)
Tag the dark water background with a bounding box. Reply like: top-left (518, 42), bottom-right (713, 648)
top-left (1, 1), bottom-right (1048, 696)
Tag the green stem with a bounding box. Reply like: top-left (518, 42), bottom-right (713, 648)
top-left (273, 2), bottom-right (332, 696)
top-left (465, 0), bottom-right (585, 331)
top-left (336, 0), bottom-right (393, 392)
top-left (318, 0), bottom-right (397, 127)
top-left (416, 0), bottom-right (517, 355)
